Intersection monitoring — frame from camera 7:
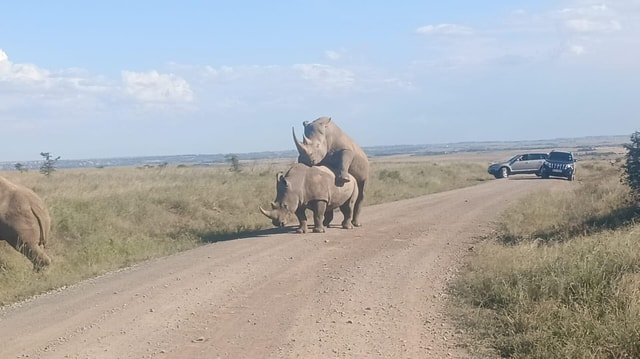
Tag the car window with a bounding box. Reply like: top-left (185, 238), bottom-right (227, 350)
top-left (521, 154), bottom-right (528, 161)
top-left (549, 152), bottom-right (573, 161)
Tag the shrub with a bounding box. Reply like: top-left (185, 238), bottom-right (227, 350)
top-left (40, 152), bottom-right (60, 177)
top-left (622, 131), bottom-right (640, 201)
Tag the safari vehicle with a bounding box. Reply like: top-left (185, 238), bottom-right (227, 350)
top-left (540, 150), bottom-right (576, 181)
top-left (487, 153), bottom-right (548, 179)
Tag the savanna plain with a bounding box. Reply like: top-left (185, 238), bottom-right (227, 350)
top-left (1, 146), bottom-right (639, 358)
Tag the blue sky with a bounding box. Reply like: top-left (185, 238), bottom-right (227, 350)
top-left (1, 0), bottom-right (639, 161)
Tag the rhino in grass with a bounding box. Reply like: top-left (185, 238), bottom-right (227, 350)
top-left (292, 116), bottom-right (369, 227)
top-left (260, 163), bottom-right (359, 233)
top-left (0, 176), bottom-right (52, 270)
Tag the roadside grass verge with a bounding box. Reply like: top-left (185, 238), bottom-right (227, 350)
top-left (452, 161), bottom-right (640, 358)
top-left (0, 158), bottom-right (490, 305)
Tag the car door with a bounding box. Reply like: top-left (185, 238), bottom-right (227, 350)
top-left (529, 154), bottom-right (547, 171)
top-left (510, 154), bottom-right (529, 172)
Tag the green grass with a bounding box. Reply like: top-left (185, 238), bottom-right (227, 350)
top-left (452, 161), bottom-right (640, 358)
top-left (368, 160), bottom-right (489, 205)
top-left (0, 159), bottom-right (491, 305)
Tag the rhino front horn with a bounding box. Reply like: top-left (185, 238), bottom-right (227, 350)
top-left (259, 206), bottom-right (273, 219)
top-left (292, 127), bottom-right (308, 153)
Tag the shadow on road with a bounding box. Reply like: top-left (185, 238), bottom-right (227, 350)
top-left (198, 223), bottom-right (346, 243)
top-left (198, 226), bottom-right (292, 243)
top-left (503, 176), bottom-right (571, 181)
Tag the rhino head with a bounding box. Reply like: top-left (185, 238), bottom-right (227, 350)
top-left (292, 117), bottom-right (331, 166)
top-left (260, 172), bottom-right (297, 227)
top-left (260, 202), bottom-right (294, 228)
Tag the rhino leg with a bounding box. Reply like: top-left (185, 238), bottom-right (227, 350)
top-left (323, 209), bottom-right (334, 228)
top-left (311, 201), bottom-right (327, 233)
top-left (339, 202), bottom-right (354, 229)
top-left (352, 180), bottom-right (366, 227)
top-left (12, 225), bottom-right (51, 271)
top-left (335, 149), bottom-right (355, 186)
top-left (295, 207), bottom-right (308, 233)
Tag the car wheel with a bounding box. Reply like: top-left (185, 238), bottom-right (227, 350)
top-left (568, 174), bottom-right (574, 181)
top-left (499, 167), bottom-right (509, 178)
top-left (542, 173), bottom-right (549, 179)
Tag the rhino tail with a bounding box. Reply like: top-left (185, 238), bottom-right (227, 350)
top-left (31, 205), bottom-right (49, 248)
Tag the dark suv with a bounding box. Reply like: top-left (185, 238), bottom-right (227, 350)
top-left (540, 150), bottom-right (576, 181)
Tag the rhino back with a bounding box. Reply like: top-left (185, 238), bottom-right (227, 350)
top-left (304, 166), bottom-right (356, 208)
top-left (324, 122), bottom-right (370, 183)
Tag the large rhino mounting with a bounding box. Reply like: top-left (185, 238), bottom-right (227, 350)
top-left (292, 116), bottom-right (369, 227)
top-left (0, 176), bottom-right (52, 270)
top-left (260, 163), bottom-right (358, 233)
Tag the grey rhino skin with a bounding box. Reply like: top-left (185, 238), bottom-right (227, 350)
top-left (260, 163), bottom-right (358, 233)
top-left (0, 176), bottom-right (52, 270)
top-left (292, 116), bottom-right (369, 227)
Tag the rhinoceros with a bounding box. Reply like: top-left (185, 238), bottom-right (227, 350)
top-left (292, 116), bottom-right (369, 227)
top-left (260, 163), bottom-right (359, 233)
top-left (0, 176), bottom-right (52, 270)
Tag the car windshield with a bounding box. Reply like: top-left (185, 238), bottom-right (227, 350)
top-left (549, 152), bottom-right (573, 162)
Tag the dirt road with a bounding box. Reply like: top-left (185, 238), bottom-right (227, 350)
top-left (0, 176), bottom-right (570, 358)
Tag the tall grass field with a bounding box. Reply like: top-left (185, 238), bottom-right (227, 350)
top-left (452, 160), bottom-right (640, 358)
top-left (0, 159), bottom-right (489, 305)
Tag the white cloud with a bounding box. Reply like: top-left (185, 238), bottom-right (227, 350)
top-left (325, 50), bottom-right (341, 61)
top-left (121, 70), bottom-right (193, 103)
top-left (565, 18), bottom-right (621, 32)
top-left (416, 24), bottom-right (474, 36)
top-left (556, 3), bottom-right (623, 33)
top-left (569, 44), bottom-right (587, 55)
top-left (292, 64), bottom-right (355, 90)
top-left (0, 49), bottom-right (49, 83)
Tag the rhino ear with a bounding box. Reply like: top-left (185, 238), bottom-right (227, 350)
top-left (303, 121), bottom-right (310, 127)
top-left (325, 117), bottom-right (332, 128)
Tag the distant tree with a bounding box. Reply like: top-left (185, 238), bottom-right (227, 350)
top-left (14, 163), bottom-right (27, 173)
top-left (40, 152), bottom-right (61, 177)
top-left (622, 131), bottom-right (640, 200)
top-left (225, 154), bottom-right (241, 172)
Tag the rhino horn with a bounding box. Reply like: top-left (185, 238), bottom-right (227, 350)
top-left (270, 201), bottom-right (277, 209)
top-left (303, 133), bottom-right (312, 145)
top-left (260, 206), bottom-right (274, 219)
top-left (292, 127), bottom-right (310, 154)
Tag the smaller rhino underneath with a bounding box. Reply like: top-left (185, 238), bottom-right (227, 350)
top-left (0, 176), bottom-right (52, 270)
top-left (260, 163), bottom-right (359, 233)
